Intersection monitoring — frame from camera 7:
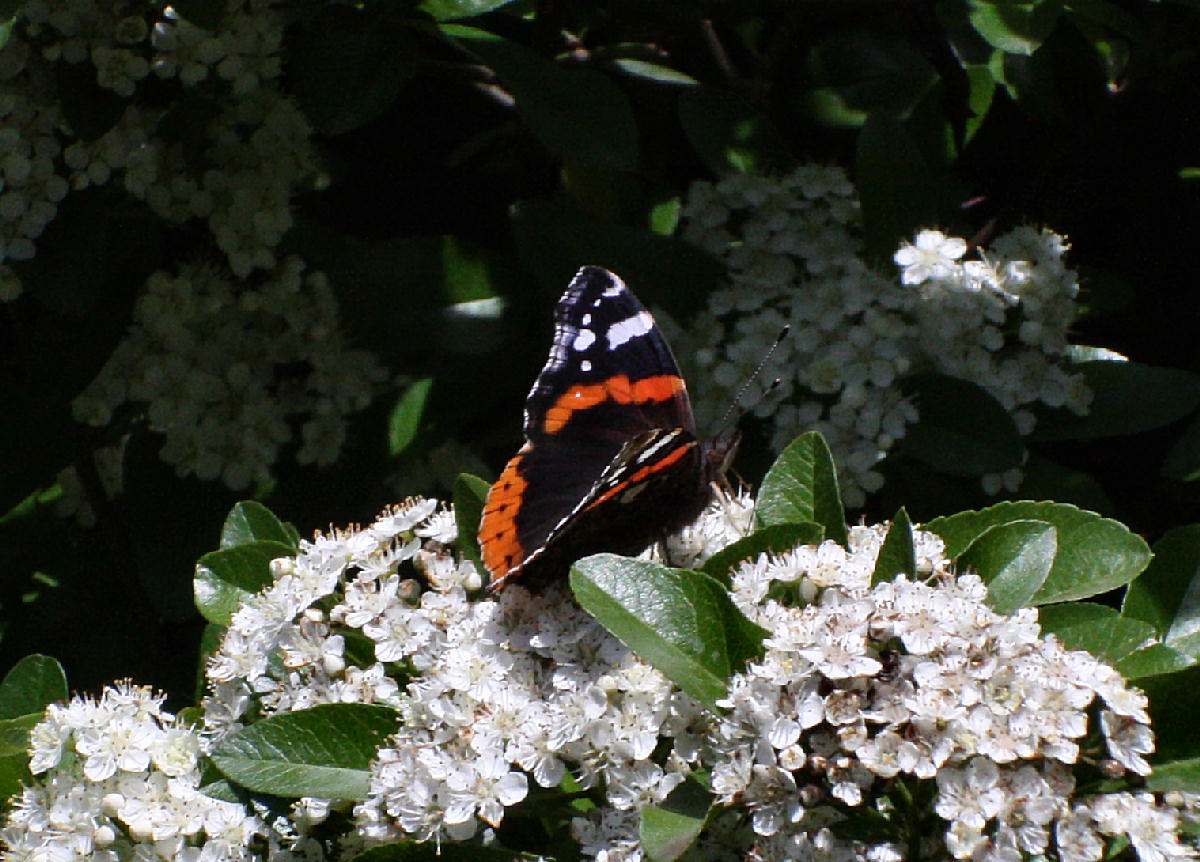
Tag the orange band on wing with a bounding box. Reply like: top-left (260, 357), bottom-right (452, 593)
top-left (479, 450), bottom-right (529, 580)
top-left (583, 440), bottom-right (696, 511)
top-left (542, 374), bottom-right (686, 434)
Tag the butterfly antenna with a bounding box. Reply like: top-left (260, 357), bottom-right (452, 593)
top-left (714, 324), bottom-right (790, 436)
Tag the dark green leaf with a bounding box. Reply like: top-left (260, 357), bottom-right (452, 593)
top-left (171, 0), bottom-right (227, 30)
top-left (897, 374), bottom-right (1025, 477)
top-left (926, 501), bottom-right (1151, 604)
top-left (612, 59), bottom-right (698, 87)
top-left (571, 555), bottom-right (767, 712)
top-left (194, 541), bottom-right (295, 625)
top-left (454, 473), bottom-right (492, 568)
top-left (959, 520), bottom-right (1056, 614)
top-left (446, 25), bottom-right (638, 170)
top-left (967, 0), bottom-right (1064, 55)
top-left (290, 7), bottom-right (418, 135)
top-left (872, 509), bottom-right (917, 586)
top-left (640, 773), bottom-right (713, 861)
top-left (1019, 455), bottom-right (1114, 514)
top-left (1141, 666), bottom-right (1200, 762)
top-left (389, 378), bottom-right (434, 457)
top-left (1163, 412), bottom-right (1200, 482)
top-left (701, 522), bottom-right (825, 579)
top-left (1135, 758), bottom-right (1200, 794)
top-left (805, 30), bottom-right (939, 127)
top-left (756, 432), bottom-right (848, 547)
top-left (0, 654), bottom-right (67, 720)
top-left (211, 703), bottom-right (399, 800)
top-left (1116, 645), bottom-right (1194, 680)
top-left (420, 0), bottom-right (516, 20)
top-left (0, 713), bottom-right (38, 802)
top-left (220, 501), bottom-right (298, 550)
top-left (678, 88), bottom-right (790, 174)
top-left (1037, 602), bottom-right (1157, 665)
top-left (1122, 526), bottom-right (1200, 658)
top-left (510, 199), bottom-right (724, 320)
top-left (855, 114), bottom-right (937, 263)
top-left (1033, 362), bottom-right (1200, 441)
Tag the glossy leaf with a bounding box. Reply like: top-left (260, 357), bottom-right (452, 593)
top-left (640, 773), bottom-right (713, 861)
top-left (211, 703), bottom-right (399, 800)
top-left (855, 114), bottom-right (937, 263)
top-left (220, 501), bottom-right (298, 550)
top-left (897, 374), bottom-right (1024, 477)
top-left (1033, 361), bottom-right (1200, 441)
top-left (420, 0), bottom-right (516, 20)
top-left (756, 432), bottom-right (848, 547)
top-left (0, 654), bottom-right (67, 720)
top-left (454, 473), bottom-right (492, 568)
top-left (388, 378), bottom-right (434, 456)
top-left (1140, 666), bottom-right (1200, 763)
top-left (446, 25), bottom-right (638, 170)
top-left (1037, 602), bottom-right (1157, 666)
top-left (959, 520), bottom-right (1056, 614)
top-left (1116, 644), bottom-right (1194, 680)
top-left (194, 541), bottom-right (294, 625)
top-left (967, 0), bottom-right (1064, 56)
top-left (701, 522), bottom-right (825, 579)
top-left (1123, 525), bottom-right (1200, 658)
top-left (290, 7), bottom-right (418, 135)
top-left (571, 555), bottom-right (767, 712)
top-left (872, 509), bottom-right (917, 586)
top-left (926, 501), bottom-right (1151, 604)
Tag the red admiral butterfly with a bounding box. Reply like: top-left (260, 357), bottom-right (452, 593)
top-left (479, 266), bottom-right (731, 592)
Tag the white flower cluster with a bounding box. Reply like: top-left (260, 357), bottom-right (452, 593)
top-left (71, 257), bottom-right (388, 490)
top-left (1, 682), bottom-right (263, 861)
top-left (0, 0), bottom-right (316, 299)
top-left (715, 525), bottom-right (1183, 860)
top-left (677, 167), bottom-right (1091, 506)
top-left (194, 492), bottom-right (1190, 861)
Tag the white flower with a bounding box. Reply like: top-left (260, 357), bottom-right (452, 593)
top-left (894, 229), bottom-right (968, 285)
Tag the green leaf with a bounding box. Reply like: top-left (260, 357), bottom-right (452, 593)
top-left (1122, 526), bottom-right (1200, 659)
top-left (1163, 412), bottom-right (1200, 481)
top-left (1140, 666), bottom-right (1200, 762)
top-left (571, 555), bottom-right (768, 712)
top-left (388, 378), bottom-right (434, 457)
top-left (0, 654), bottom-right (67, 720)
top-left (897, 374), bottom-right (1025, 477)
top-left (210, 703), bottom-right (399, 800)
top-left (611, 59), bottom-right (698, 87)
top-left (1116, 645), bottom-right (1194, 680)
top-left (855, 114), bottom-right (937, 264)
top-left (967, 0), bottom-right (1064, 55)
top-left (171, 0), bottom-right (227, 30)
top-left (420, 0), bottom-right (516, 21)
top-left (804, 29), bottom-right (940, 128)
top-left (678, 87), bottom-right (790, 174)
top-left (872, 509), bottom-right (917, 586)
top-left (220, 501), bottom-right (298, 550)
top-left (1037, 602), bottom-right (1157, 666)
top-left (290, 7), bottom-right (418, 136)
top-left (454, 473), bottom-right (492, 568)
top-left (640, 772), bottom-right (713, 861)
top-left (510, 199), bottom-right (724, 320)
top-left (1136, 758), bottom-right (1200, 794)
top-left (0, 713), bottom-right (39, 802)
top-left (959, 520), bottom-right (1056, 614)
top-left (756, 432), bottom-right (848, 547)
top-left (446, 25), bottom-right (638, 170)
top-left (194, 541), bottom-right (295, 625)
top-left (1033, 361), bottom-right (1200, 441)
top-left (701, 522), bottom-right (825, 579)
top-left (926, 501), bottom-right (1151, 604)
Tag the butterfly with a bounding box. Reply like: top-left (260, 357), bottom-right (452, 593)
top-left (478, 266), bottom-right (732, 592)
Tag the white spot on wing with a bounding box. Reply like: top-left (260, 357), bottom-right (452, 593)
top-left (573, 328), bottom-right (596, 351)
top-left (580, 359), bottom-right (592, 372)
top-left (606, 310), bottom-right (655, 349)
top-left (582, 313), bottom-right (592, 326)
